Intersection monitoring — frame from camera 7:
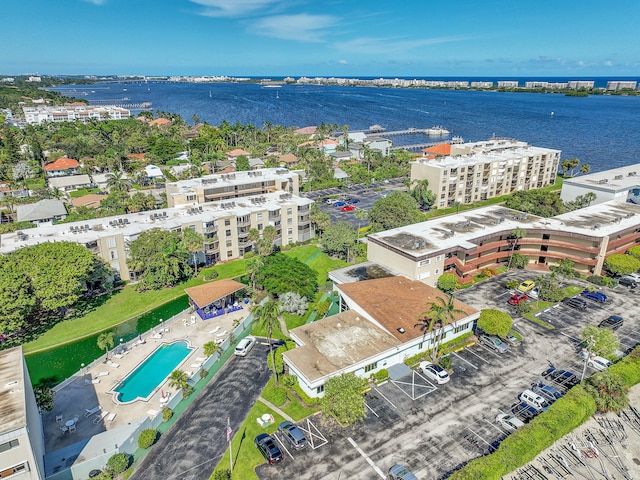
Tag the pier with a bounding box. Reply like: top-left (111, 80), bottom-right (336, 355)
top-left (390, 140), bottom-right (455, 152)
top-left (363, 127), bottom-right (450, 136)
top-left (90, 99), bottom-right (152, 109)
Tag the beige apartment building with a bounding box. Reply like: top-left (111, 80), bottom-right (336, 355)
top-left (411, 139), bottom-right (561, 208)
top-left (0, 347), bottom-right (45, 480)
top-left (0, 191), bottom-right (314, 282)
top-left (165, 168), bottom-right (300, 207)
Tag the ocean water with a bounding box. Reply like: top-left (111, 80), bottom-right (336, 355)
top-left (53, 80), bottom-right (640, 172)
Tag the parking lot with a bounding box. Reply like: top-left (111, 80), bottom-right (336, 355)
top-left (302, 178), bottom-right (407, 228)
top-left (255, 271), bottom-right (640, 479)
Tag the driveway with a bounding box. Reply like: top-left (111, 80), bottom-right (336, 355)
top-left (131, 342), bottom-right (271, 480)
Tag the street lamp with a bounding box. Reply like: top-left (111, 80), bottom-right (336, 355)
top-left (81, 363), bottom-right (85, 375)
top-left (160, 318), bottom-right (164, 331)
top-left (580, 335), bottom-right (595, 382)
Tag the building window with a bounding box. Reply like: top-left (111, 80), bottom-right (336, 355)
top-left (109, 250), bottom-right (118, 260)
top-left (288, 228), bottom-right (293, 235)
top-left (0, 463), bottom-right (27, 477)
top-left (419, 259), bottom-right (430, 266)
top-left (187, 195), bottom-right (196, 202)
top-left (227, 250), bottom-right (233, 257)
top-left (418, 342), bottom-right (423, 350)
top-left (436, 255), bottom-right (441, 262)
top-left (226, 240), bottom-right (232, 247)
top-left (435, 268), bottom-right (440, 274)
top-left (316, 384), bottom-right (325, 394)
top-left (225, 219), bottom-right (231, 226)
top-left (364, 361), bottom-right (378, 373)
top-left (288, 218), bottom-right (292, 225)
top-left (107, 238), bottom-right (117, 248)
top-left (258, 223), bottom-right (263, 230)
top-left (226, 229), bottom-right (232, 237)
top-left (0, 440), bottom-right (19, 453)
top-left (257, 213), bottom-right (263, 220)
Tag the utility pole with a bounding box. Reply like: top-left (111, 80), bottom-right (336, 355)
top-left (580, 335), bottom-right (595, 382)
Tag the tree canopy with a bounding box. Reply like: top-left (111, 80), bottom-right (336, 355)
top-left (604, 254), bottom-right (640, 276)
top-left (436, 273), bottom-right (458, 293)
top-left (320, 373), bottom-right (368, 425)
top-left (477, 309), bottom-right (513, 338)
top-left (255, 253), bottom-right (318, 299)
top-left (367, 191), bottom-right (423, 232)
top-left (503, 190), bottom-right (565, 217)
top-left (322, 221), bottom-right (357, 259)
top-left (127, 228), bottom-right (192, 290)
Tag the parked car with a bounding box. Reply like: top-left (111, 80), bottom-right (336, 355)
top-left (626, 272), bottom-right (640, 282)
top-left (333, 201), bottom-right (346, 207)
top-left (581, 289), bottom-right (607, 303)
top-left (347, 198), bottom-right (360, 204)
top-left (541, 366), bottom-right (579, 389)
top-left (325, 198), bottom-right (337, 205)
top-left (625, 342), bottom-right (640, 356)
top-left (585, 354), bottom-right (613, 372)
top-left (518, 389), bottom-right (550, 412)
top-left (419, 361), bottom-right (450, 384)
top-left (517, 280), bottom-right (536, 292)
top-left (507, 293), bottom-right (528, 306)
top-left (278, 421), bottom-right (307, 450)
top-left (479, 334), bottom-right (509, 353)
top-left (388, 464), bottom-right (419, 480)
top-left (234, 335), bottom-right (256, 357)
top-left (496, 413), bottom-right (526, 432)
top-left (503, 333), bottom-right (522, 347)
top-left (618, 276), bottom-right (637, 288)
top-left (561, 296), bottom-right (588, 311)
top-left (255, 433), bottom-right (283, 464)
top-left (528, 287), bottom-right (539, 300)
top-left (598, 315), bottom-right (624, 331)
top-left (341, 205), bottom-right (356, 212)
top-left (531, 382), bottom-right (563, 403)
top-left (511, 401), bottom-right (539, 421)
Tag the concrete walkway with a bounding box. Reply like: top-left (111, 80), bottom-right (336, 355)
top-left (257, 396), bottom-right (294, 423)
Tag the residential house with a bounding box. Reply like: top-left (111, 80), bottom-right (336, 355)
top-left (0, 182), bottom-right (29, 198)
top-left (226, 149), bottom-right (251, 163)
top-left (48, 174), bottom-right (92, 193)
top-left (43, 157), bottom-right (80, 177)
top-left (278, 153), bottom-right (298, 168)
top-left (71, 194), bottom-right (107, 210)
top-left (16, 199), bottom-right (67, 224)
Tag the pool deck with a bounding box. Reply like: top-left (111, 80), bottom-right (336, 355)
top-left (42, 308), bottom-right (249, 455)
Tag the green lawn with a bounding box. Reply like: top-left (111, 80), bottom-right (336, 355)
top-left (69, 188), bottom-right (101, 198)
top-left (280, 398), bottom-right (320, 421)
top-left (282, 245), bottom-right (322, 263)
top-left (307, 252), bottom-right (348, 286)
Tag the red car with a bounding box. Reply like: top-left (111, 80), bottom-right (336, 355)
top-left (508, 293), bottom-right (528, 306)
top-left (341, 205), bottom-right (355, 212)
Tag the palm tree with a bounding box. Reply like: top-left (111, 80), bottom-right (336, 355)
top-left (105, 170), bottom-right (131, 192)
top-left (97, 332), bottom-right (115, 359)
top-left (181, 228), bottom-right (204, 276)
top-left (203, 341), bottom-right (221, 359)
top-left (411, 179), bottom-right (435, 209)
top-left (507, 227), bottom-right (526, 270)
top-left (578, 163), bottom-right (591, 175)
top-left (415, 295), bottom-right (465, 362)
top-left (168, 370), bottom-right (189, 391)
top-left (355, 208), bottom-right (368, 239)
top-left (253, 300), bottom-right (282, 383)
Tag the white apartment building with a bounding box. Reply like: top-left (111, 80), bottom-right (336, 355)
top-left (165, 168), bottom-right (300, 208)
top-left (606, 81), bottom-right (638, 91)
top-left (0, 191), bottom-right (314, 282)
top-left (0, 347), bottom-right (45, 480)
top-left (568, 81), bottom-right (595, 89)
top-left (22, 105), bottom-right (130, 125)
top-left (497, 81), bottom-right (519, 88)
top-left (410, 138), bottom-right (561, 208)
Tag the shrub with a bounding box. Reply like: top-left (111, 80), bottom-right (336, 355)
top-left (213, 469), bottom-right (232, 480)
top-left (106, 453), bottom-right (130, 476)
top-left (137, 429), bottom-right (158, 449)
top-left (477, 309), bottom-right (513, 338)
top-left (438, 356), bottom-right (452, 371)
top-left (199, 369), bottom-right (208, 379)
top-left (290, 379), bottom-right (320, 406)
top-left (436, 273), bottom-right (458, 292)
top-left (587, 275), bottom-right (617, 288)
top-left (243, 250), bottom-right (256, 259)
top-left (627, 245), bottom-right (640, 259)
top-left (314, 299), bottom-right (331, 318)
top-left (515, 302), bottom-right (532, 316)
top-left (370, 369), bottom-right (389, 383)
top-left (604, 253), bottom-right (640, 275)
top-left (282, 374), bottom-right (298, 388)
top-left (162, 407), bottom-right (173, 421)
top-left (505, 279), bottom-right (519, 290)
top-left (262, 384), bottom-right (287, 406)
top-left (585, 372), bottom-right (629, 413)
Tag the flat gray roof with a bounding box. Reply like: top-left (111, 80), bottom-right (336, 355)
top-left (285, 310), bottom-right (400, 383)
top-left (16, 199), bottom-right (67, 222)
top-left (368, 201), bottom-right (640, 258)
top-left (562, 164), bottom-right (640, 193)
top-left (0, 347), bottom-right (27, 435)
top-left (168, 167), bottom-right (294, 196)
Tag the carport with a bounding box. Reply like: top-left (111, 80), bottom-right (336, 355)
top-left (388, 363), bottom-right (437, 400)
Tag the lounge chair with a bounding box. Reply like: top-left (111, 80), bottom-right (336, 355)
top-left (214, 338), bottom-right (224, 345)
top-left (113, 353), bottom-right (123, 359)
top-left (209, 326), bottom-right (221, 335)
top-left (195, 357), bottom-right (207, 362)
top-left (105, 412), bottom-right (116, 424)
top-left (106, 360), bottom-right (120, 368)
top-left (151, 332), bottom-right (162, 339)
top-left (85, 406), bottom-right (101, 417)
top-left (147, 409), bottom-right (160, 418)
top-left (93, 411), bottom-right (108, 424)
top-left (85, 378), bottom-right (100, 385)
top-left (95, 371), bottom-right (109, 377)
top-left (216, 330), bottom-right (227, 337)
top-left (56, 415), bottom-right (63, 423)
top-left (190, 363), bottom-right (202, 368)
top-left (68, 424), bottom-right (76, 432)
top-left (59, 425), bottom-right (68, 433)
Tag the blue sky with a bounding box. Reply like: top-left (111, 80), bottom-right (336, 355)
top-left (3, 0), bottom-right (639, 77)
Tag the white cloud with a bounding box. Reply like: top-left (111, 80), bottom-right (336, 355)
top-left (189, 0), bottom-right (279, 18)
top-left (603, 60), bottom-right (614, 67)
top-left (577, 60), bottom-right (585, 67)
top-left (253, 14), bottom-right (338, 42)
top-left (338, 59), bottom-right (348, 65)
top-left (333, 34), bottom-right (485, 55)
top-left (83, 0), bottom-right (107, 5)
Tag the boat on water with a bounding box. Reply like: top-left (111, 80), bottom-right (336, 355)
top-left (426, 126), bottom-right (450, 136)
top-left (209, 90), bottom-right (212, 98)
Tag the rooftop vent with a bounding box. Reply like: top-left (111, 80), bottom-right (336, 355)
top-left (614, 175), bottom-right (624, 180)
top-left (598, 179), bottom-right (608, 184)
top-left (397, 327), bottom-right (406, 334)
top-left (629, 172), bottom-right (637, 177)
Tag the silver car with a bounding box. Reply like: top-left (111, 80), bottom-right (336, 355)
top-left (496, 413), bottom-right (525, 432)
top-left (479, 335), bottom-right (509, 353)
top-left (418, 361), bottom-right (450, 384)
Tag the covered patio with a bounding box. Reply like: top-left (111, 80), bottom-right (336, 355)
top-left (185, 279), bottom-right (247, 320)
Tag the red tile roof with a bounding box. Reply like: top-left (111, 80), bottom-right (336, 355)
top-left (279, 153), bottom-right (298, 164)
top-left (422, 143), bottom-right (451, 158)
top-left (294, 126), bottom-right (317, 135)
top-left (226, 149), bottom-right (250, 157)
top-left (44, 157), bottom-right (80, 171)
top-left (149, 118), bottom-right (172, 126)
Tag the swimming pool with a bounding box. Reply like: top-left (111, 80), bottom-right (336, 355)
top-left (113, 341), bottom-right (194, 403)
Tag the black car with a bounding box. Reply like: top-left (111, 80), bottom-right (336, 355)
top-left (618, 276), bottom-right (637, 288)
top-left (278, 421), bottom-right (307, 450)
top-left (511, 401), bottom-right (539, 421)
top-left (598, 315), bottom-right (624, 331)
top-left (255, 433), bottom-right (283, 464)
top-left (561, 296), bottom-right (588, 311)
top-left (542, 367), bottom-right (579, 389)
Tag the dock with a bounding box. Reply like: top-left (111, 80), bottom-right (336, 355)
top-left (90, 99), bottom-right (152, 109)
top-left (391, 140), bottom-right (455, 152)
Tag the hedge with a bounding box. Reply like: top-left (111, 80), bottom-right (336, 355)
top-left (449, 348), bottom-right (640, 479)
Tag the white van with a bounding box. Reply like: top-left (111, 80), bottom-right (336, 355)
top-left (519, 389), bottom-right (550, 412)
top-left (234, 336), bottom-right (256, 357)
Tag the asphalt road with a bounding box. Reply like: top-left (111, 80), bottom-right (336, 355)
top-left (131, 343), bottom-right (272, 480)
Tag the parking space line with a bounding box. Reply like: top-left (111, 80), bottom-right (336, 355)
top-left (485, 418), bottom-right (506, 436)
top-left (347, 437), bottom-right (386, 479)
top-left (450, 351), bottom-right (478, 369)
top-left (274, 434), bottom-right (294, 460)
top-left (475, 344), bottom-right (504, 359)
top-left (365, 402), bottom-right (379, 418)
top-left (463, 348), bottom-right (491, 364)
top-left (558, 331), bottom-right (580, 342)
top-left (372, 386), bottom-right (398, 409)
top-left (621, 332), bottom-right (640, 343)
